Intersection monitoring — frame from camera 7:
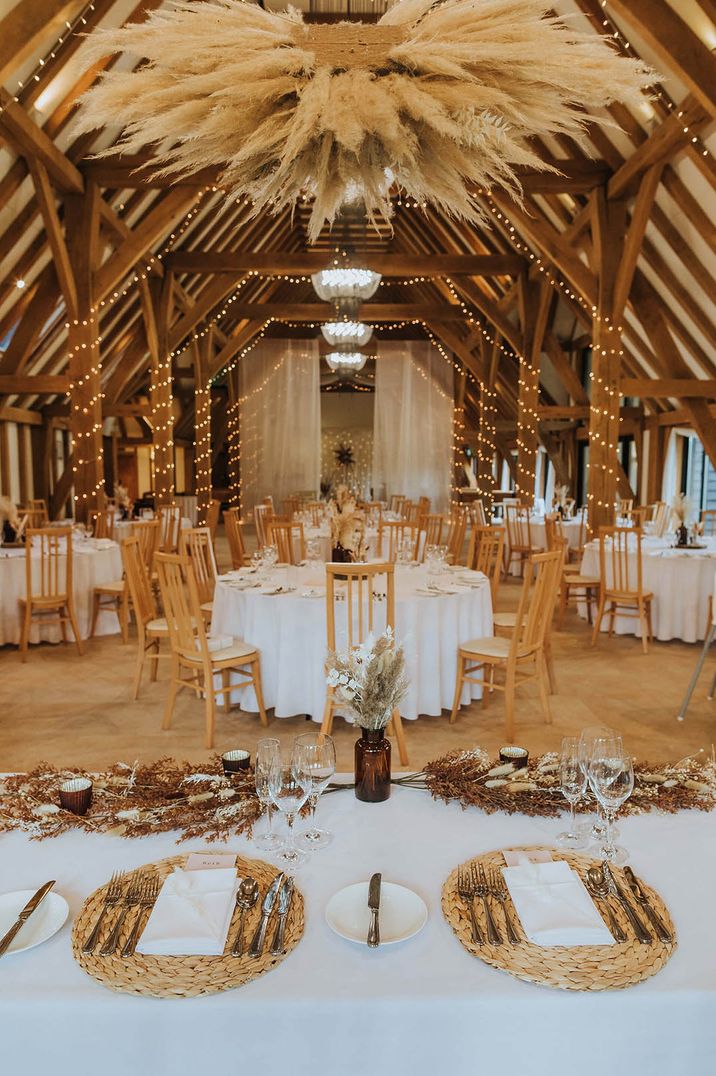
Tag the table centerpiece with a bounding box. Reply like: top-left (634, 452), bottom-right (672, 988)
top-left (329, 485), bottom-right (365, 563)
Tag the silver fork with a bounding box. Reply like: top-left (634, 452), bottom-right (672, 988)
top-left (121, 875), bottom-right (160, 957)
top-left (488, 867), bottom-right (521, 945)
top-left (472, 862), bottom-right (502, 945)
top-left (100, 877), bottom-right (142, 956)
top-left (457, 863), bottom-right (483, 945)
top-left (82, 871), bottom-right (124, 954)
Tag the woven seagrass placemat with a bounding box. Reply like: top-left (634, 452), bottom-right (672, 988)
top-left (71, 853), bottom-right (304, 998)
top-left (442, 846), bottom-right (675, 991)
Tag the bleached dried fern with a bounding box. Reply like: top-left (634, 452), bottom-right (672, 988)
top-left (76, 0), bottom-right (654, 240)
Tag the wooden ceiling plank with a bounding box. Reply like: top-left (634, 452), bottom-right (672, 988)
top-left (166, 252), bottom-right (524, 276)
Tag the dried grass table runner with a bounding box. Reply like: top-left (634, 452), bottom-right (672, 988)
top-left (71, 853), bottom-right (304, 998)
top-left (442, 846), bottom-right (676, 991)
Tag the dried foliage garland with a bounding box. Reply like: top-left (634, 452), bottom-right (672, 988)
top-left (76, 0), bottom-right (653, 240)
top-left (0, 759), bottom-right (262, 843)
top-left (402, 748), bottom-right (716, 817)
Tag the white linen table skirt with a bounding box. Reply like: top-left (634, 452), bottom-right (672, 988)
top-left (210, 564), bottom-right (493, 720)
top-left (0, 543), bottom-right (123, 646)
top-left (1, 787), bottom-right (714, 1076)
top-left (580, 537), bottom-right (716, 643)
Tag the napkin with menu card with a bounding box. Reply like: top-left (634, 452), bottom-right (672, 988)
top-left (136, 866), bottom-right (238, 956)
top-left (502, 855), bottom-right (614, 947)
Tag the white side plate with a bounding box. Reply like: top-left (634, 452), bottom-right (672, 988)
top-left (0, 890), bottom-right (69, 954)
top-left (326, 881), bottom-right (427, 946)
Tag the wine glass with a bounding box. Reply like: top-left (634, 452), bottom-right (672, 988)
top-left (578, 725), bottom-right (615, 841)
top-left (263, 544), bottom-right (279, 573)
top-left (253, 738), bottom-right (284, 852)
top-left (588, 737), bottom-right (634, 865)
top-left (556, 736), bottom-right (588, 848)
top-left (268, 754), bottom-right (312, 868)
top-left (250, 549), bottom-right (263, 573)
top-left (293, 733), bottom-right (336, 850)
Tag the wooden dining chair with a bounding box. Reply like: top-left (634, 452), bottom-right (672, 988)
top-left (467, 524), bottom-right (505, 604)
top-left (155, 552), bottom-right (268, 748)
top-left (29, 498), bottom-right (49, 524)
top-left (90, 576), bottom-right (129, 643)
top-left (18, 527), bottom-right (83, 661)
top-left (547, 528), bottom-right (600, 628)
top-left (389, 494), bottom-right (406, 516)
top-left (420, 513), bottom-right (445, 551)
top-left (180, 526), bottom-right (217, 622)
top-left (379, 519), bottom-right (421, 561)
top-left (283, 496), bottom-right (300, 520)
top-left (320, 562), bottom-right (408, 766)
top-left (591, 526), bottom-right (654, 654)
top-left (224, 508), bottom-right (250, 568)
top-left (445, 508), bottom-right (468, 565)
top-left (268, 519), bottom-right (306, 565)
top-left (470, 500), bottom-right (487, 527)
top-left (505, 504), bottom-right (539, 576)
top-left (131, 519), bottom-right (160, 575)
top-left (254, 503), bottom-right (274, 549)
top-left (206, 498), bottom-right (221, 541)
top-left (157, 503), bottom-right (182, 553)
top-left (450, 550), bottom-right (562, 740)
top-left (89, 508), bottom-right (115, 540)
top-left (121, 536), bottom-right (169, 699)
top-left (701, 509), bottom-right (716, 537)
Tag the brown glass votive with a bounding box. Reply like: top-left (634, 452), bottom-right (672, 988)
top-left (499, 746), bottom-right (529, 769)
top-left (59, 777), bottom-right (93, 815)
top-left (221, 750), bottom-right (251, 775)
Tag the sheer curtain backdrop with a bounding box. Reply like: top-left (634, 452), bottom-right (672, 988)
top-left (372, 340), bottom-right (454, 512)
top-left (239, 339), bottom-right (320, 518)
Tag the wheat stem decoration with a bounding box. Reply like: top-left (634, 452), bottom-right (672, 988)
top-left (76, 0), bottom-right (654, 240)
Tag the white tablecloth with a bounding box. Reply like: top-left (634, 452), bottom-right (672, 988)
top-left (302, 525), bottom-right (380, 563)
top-left (0, 542), bottom-right (123, 646)
top-left (580, 536), bottom-right (716, 643)
top-left (211, 564), bottom-right (493, 719)
top-left (175, 495), bottom-right (198, 526)
top-left (505, 516), bottom-right (584, 575)
top-left (2, 786), bottom-right (714, 1076)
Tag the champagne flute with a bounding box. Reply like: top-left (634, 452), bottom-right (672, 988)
top-left (588, 737), bottom-right (634, 865)
top-left (556, 736), bottom-right (588, 848)
top-left (268, 754), bottom-right (312, 868)
top-left (253, 738), bottom-right (284, 852)
top-left (293, 733), bottom-right (336, 850)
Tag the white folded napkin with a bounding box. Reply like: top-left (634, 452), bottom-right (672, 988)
top-left (502, 858), bottom-right (614, 947)
top-left (136, 867), bottom-right (238, 956)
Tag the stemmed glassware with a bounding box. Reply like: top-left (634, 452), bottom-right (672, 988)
top-left (262, 544), bottom-right (279, 572)
top-left (588, 735), bottom-right (634, 865)
top-left (556, 736), bottom-right (588, 848)
top-left (293, 733), bottom-right (336, 850)
top-left (268, 750), bottom-right (312, 868)
top-left (253, 738), bottom-right (284, 852)
top-left (578, 725), bottom-right (614, 841)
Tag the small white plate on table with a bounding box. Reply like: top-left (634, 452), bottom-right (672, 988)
top-left (0, 890), bottom-right (69, 954)
top-left (326, 881), bottom-right (427, 946)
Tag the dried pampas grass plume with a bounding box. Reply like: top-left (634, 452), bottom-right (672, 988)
top-left (76, 0), bottom-right (654, 240)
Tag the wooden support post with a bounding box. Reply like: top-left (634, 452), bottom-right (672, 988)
top-left (149, 274), bottom-right (175, 504)
top-left (475, 337), bottom-right (498, 516)
top-left (647, 424), bottom-right (667, 504)
top-left (193, 332), bottom-right (213, 526)
top-left (227, 367), bottom-right (240, 511)
top-left (64, 183), bottom-right (104, 522)
top-left (515, 279), bottom-right (550, 502)
top-left (452, 367), bottom-right (467, 504)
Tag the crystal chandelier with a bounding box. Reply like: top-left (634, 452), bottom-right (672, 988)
top-left (311, 267), bottom-right (381, 304)
top-left (325, 350), bottom-right (368, 373)
top-left (321, 321), bottom-right (373, 348)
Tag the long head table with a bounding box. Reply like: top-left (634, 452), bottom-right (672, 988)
top-left (3, 783), bottom-right (714, 1076)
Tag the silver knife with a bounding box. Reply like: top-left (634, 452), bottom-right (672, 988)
top-left (603, 863), bottom-right (652, 944)
top-left (248, 873), bottom-right (284, 958)
top-left (269, 877), bottom-right (294, 956)
top-left (0, 881), bottom-right (55, 957)
top-left (367, 872), bottom-right (381, 948)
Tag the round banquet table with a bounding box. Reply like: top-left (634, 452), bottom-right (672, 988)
top-left (210, 562), bottom-right (493, 720)
top-left (0, 539), bottom-right (123, 647)
top-left (580, 535), bottom-right (716, 643)
top-left (504, 514), bottom-right (584, 575)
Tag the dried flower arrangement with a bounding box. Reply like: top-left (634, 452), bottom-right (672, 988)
top-left (326, 627), bottom-right (408, 730)
top-left (671, 493), bottom-right (690, 525)
top-left (0, 759), bottom-right (262, 843)
top-left (401, 748), bottom-right (716, 818)
top-left (553, 484), bottom-right (569, 511)
top-left (329, 485), bottom-right (366, 559)
top-left (76, 0), bottom-right (653, 240)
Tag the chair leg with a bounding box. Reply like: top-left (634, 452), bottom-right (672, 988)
top-left (119, 589), bottom-right (129, 644)
top-left (585, 587), bottom-right (594, 626)
top-left (251, 658), bottom-right (269, 727)
top-left (557, 583), bottom-right (568, 630)
top-left (591, 596), bottom-right (606, 646)
top-left (544, 633), bottom-right (557, 694)
top-left (608, 601), bottom-right (616, 639)
top-left (204, 672), bottom-right (216, 749)
top-left (221, 668), bottom-right (231, 713)
top-left (646, 598), bottom-right (654, 643)
top-left (162, 655), bottom-right (180, 730)
top-left (66, 600), bottom-right (84, 656)
top-left (638, 601), bottom-right (649, 655)
top-left (390, 708), bottom-right (409, 767)
top-left (504, 664), bottom-right (516, 742)
top-left (482, 664), bottom-right (493, 709)
top-left (449, 654), bottom-right (464, 723)
top-left (90, 592), bottom-right (100, 639)
top-left (320, 687), bottom-right (335, 740)
top-left (537, 651), bottom-right (553, 724)
top-left (149, 638), bottom-right (160, 682)
top-left (132, 638), bottom-right (146, 701)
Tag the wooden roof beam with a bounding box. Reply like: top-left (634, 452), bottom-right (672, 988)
top-left (166, 252), bottom-right (524, 276)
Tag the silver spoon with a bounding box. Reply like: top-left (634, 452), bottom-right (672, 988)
top-left (231, 877), bottom-right (259, 957)
top-left (586, 866), bottom-right (627, 942)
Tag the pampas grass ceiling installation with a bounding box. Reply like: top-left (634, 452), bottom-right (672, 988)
top-left (77, 0), bottom-right (654, 241)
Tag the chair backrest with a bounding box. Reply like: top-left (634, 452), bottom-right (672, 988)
top-left (445, 508), bottom-right (467, 564)
top-left (90, 508), bottom-right (115, 540)
top-left (25, 526), bottom-right (71, 601)
top-left (121, 536), bottom-right (157, 627)
top-left (598, 526), bottom-right (645, 596)
top-left (29, 498), bottom-right (49, 525)
top-left (471, 500), bottom-right (487, 527)
top-left (263, 495), bottom-right (274, 511)
top-left (379, 519), bottom-right (421, 561)
top-left (180, 526), bottom-right (217, 605)
top-left (155, 551), bottom-right (203, 662)
top-left (701, 509), bottom-right (716, 537)
top-left (421, 513), bottom-right (444, 548)
top-left (468, 524), bottom-right (505, 604)
top-left (224, 508), bottom-right (247, 569)
top-left (131, 519), bottom-right (160, 571)
top-left (512, 550), bottom-right (563, 657)
top-left (363, 502), bottom-right (383, 530)
top-left (254, 503), bottom-right (274, 548)
top-left (206, 499), bottom-right (221, 539)
top-left (544, 514), bottom-right (565, 551)
top-left (283, 496), bottom-right (300, 520)
top-left (403, 500), bottom-right (420, 521)
top-left (389, 494), bottom-right (405, 516)
top-left (24, 507), bottom-right (48, 529)
top-left (304, 501), bottom-right (323, 526)
top-left (652, 501), bottom-right (669, 538)
top-left (417, 496), bottom-right (430, 517)
top-left (325, 562), bottom-right (395, 651)
top-left (157, 503), bottom-right (181, 553)
top-left (506, 503), bottom-right (532, 550)
top-left (269, 519), bottom-right (305, 565)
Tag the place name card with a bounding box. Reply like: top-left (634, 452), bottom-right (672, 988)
top-left (185, 853), bottom-right (237, 871)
